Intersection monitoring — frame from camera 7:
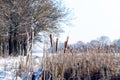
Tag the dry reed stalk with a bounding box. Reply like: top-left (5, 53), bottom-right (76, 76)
top-left (31, 27), bottom-right (34, 42)
top-left (29, 27), bottom-right (34, 74)
top-left (30, 27), bottom-right (34, 53)
top-left (25, 31), bottom-right (29, 71)
top-left (42, 39), bottom-right (48, 80)
top-left (26, 31), bottom-right (29, 80)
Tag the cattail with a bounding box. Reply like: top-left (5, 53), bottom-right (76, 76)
top-left (31, 27), bottom-right (34, 41)
top-left (64, 41), bottom-right (67, 53)
top-left (49, 34), bottom-right (53, 47)
top-left (56, 38), bottom-right (59, 52)
top-left (64, 36), bottom-right (69, 53)
top-left (30, 27), bottom-right (34, 73)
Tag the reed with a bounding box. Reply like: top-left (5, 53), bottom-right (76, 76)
top-left (64, 36), bottom-right (69, 53)
top-left (44, 51), bottom-right (120, 79)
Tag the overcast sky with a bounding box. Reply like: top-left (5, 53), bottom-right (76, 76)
top-left (59, 0), bottom-right (120, 44)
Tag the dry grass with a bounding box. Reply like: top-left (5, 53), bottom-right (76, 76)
top-left (44, 52), bottom-right (120, 80)
top-left (45, 34), bottom-right (120, 79)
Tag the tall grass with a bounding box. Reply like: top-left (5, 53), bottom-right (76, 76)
top-left (41, 35), bottom-right (120, 80)
top-left (44, 52), bottom-right (120, 80)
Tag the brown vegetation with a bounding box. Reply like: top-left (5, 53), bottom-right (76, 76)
top-left (44, 52), bottom-right (120, 80)
top-left (41, 35), bottom-right (120, 80)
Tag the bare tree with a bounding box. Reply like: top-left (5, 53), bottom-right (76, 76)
top-left (0, 0), bottom-right (68, 55)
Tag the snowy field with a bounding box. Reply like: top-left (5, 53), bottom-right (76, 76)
top-left (0, 52), bottom-right (43, 80)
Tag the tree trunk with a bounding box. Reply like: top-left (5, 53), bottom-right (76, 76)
top-left (9, 35), bottom-right (13, 55)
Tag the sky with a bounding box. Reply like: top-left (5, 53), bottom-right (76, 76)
top-left (59, 0), bottom-right (120, 44)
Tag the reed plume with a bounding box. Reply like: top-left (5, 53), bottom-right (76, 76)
top-left (64, 36), bottom-right (69, 53)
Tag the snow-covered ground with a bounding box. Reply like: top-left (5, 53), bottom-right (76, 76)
top-left (0, 57), bottom-right (21, 80)
top-left (0, 52), bottom-right (43, 80)
top-left (0, 42), bottom-right (44, 80)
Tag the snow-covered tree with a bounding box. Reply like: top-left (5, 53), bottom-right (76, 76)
top-left (0, 0), bottom-right (69, 55)
top-left (90, 40), bottom-right (100, 46)
top-left (97, 36), bottom-right (111, 45)
top-left (113, 39), bottom-right (120, 47)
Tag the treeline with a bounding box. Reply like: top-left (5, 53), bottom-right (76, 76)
top-left (56, 36), bottom-right (120, 54)
top-left (69, 36), bottom-right (120, 53)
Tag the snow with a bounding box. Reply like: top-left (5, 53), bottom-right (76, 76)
top-left (32, 53), bottom-right (43, 57)
top-left (0, 57), bottom-right (21, 80)
top-left (0, 71), bottom-right (22, 80)
top-left (0, 52), bottom-right (43, 80)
